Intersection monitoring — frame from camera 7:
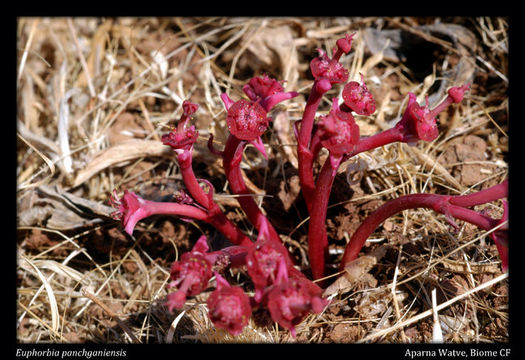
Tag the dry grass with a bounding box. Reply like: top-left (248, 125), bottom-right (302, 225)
top-left (17, 17), bottom-right (508, 344)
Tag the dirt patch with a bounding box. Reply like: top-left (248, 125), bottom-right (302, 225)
top-left (438, 134), bottom-right (499, 187)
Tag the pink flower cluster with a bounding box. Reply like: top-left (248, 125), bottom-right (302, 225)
top-left (109, 33), bottom-right (508, 338)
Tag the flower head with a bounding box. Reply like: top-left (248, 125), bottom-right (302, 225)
top-left (335, 33), bottom-right (355, 56)
top-left (342, 73), bottom-right (376, 116)
top-left (310, 48), bottom-right (349, 85)
top-left (161, 125), bottom-right (199, 152)
top-left (266, 259), bottom-right (329, 337)
top-left (206, 273), bottom-right (252, 336)
top-left (243, 74), bottom-right (285, 100)
top-left (166, 236), bottom-right (213, 311)
top-left (242, 74), bottom-right (300, 113)
top-left (245, 219), bottom-right (289, 302)
top-left (221, 75), bottom-right (297, 151)
top-left (447, 84), bottom-right (470, 104)
top-left (246, 241), bottom-right (286, 302)
top-left (317, 99), bottom-right (360, 155)
top-left (182, 100), bottom-right (198, 117)
top-left (226, 99), bottom-right (270, 141)
top-left (395, 93), bottom-right (438, 143)
top-left (109, 190), bottom-right (150, 235)
top-left (162, 100), bottom-right (200, 152)
top-left (395, 84), bottom-right (470, 144)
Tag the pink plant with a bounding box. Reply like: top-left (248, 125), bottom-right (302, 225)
top-left (166, 237), bottom-right (250, 312)
top-left (341, 180), bottom-right (509, 271)
top-left (265, 259), bottom-right (328, 338)
top-left (310, 35), bottom-right (352, 85)
top-left (342, 73), bottom-right (376, 116)
top-left (225, 99), bottom-right (270, 142)
top-left (166, 236), bottom-right (213, 311)
top-left (108, 32), bottom-right (508, 338)
top-left (212, 76), bottom-right (298, 244)
top-left (109, 189), bottom-right (252, 246)
top-left (304, 81), bottom-right (473, 280)
top-left (246, 218), bottom-right (309, 302)
top-left (161, 100), bottom-right (200, 153)
top-left (246, 237), bottom-right (286, 302)
top-left (490, 200), bottom-right (508, 271)
top-left (316, 98), bottom-right (360, 157)
top-left (395, 84), bottom-right (471, 143)
top-left (207, 273), bottom-right (252, 336)
top-left (242, 73), bottom-right (298, 111)
top-left (109, 189), bottom-right (148, 236)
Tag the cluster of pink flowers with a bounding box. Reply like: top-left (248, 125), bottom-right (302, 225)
top-left (110, 33), bottom-right (508, 337)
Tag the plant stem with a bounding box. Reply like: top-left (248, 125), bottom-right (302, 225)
top-left (308, 155), bottom-right (342, 280)
top-left (298, 79), bottom-right (332, 148)
top-left (306, 125), bottom-right (405, 279)
top-left (340, 193), bottom-right (503, 268)
top-left (347, 126), bottom-right (404, 158)
top-left (300, 131), bottom-right (324, 214)
top-left (222, 135), bottom-right (282, 244)
top-left (176, 151), bottom-right (210, 209)
top-left (141, 199), bottom-right (252, 247)
top-left (297, 79), bottom-right (332, 210)
top-left (449, 180), bottom-right (508, 207)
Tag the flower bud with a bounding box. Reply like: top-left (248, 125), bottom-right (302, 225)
top-left (243, 74), bottom-right (285, 100)
top-left (161, 125), bottom-right (199, 151)
top-left (265, 259), bottom-right (329, 337)
top-left (395, 93), bottom-right (438, 143)
top-left (310, 49), bottom-right (349, 85)
top-left (226, 99), bottom-right (270, 141)
top-left (342, 74), bottom-right (376, 116)
top-left (317, 99), bottom-right (360, 155)
top-left (206, 273), bottom-right (252, 336)
top-left (166, 236), bottom-right (213, 311)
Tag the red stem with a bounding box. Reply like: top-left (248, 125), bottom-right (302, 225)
top-left (427, 95), bottom-right (455, 120)
top-left (141, 200), bottom-right (252, 247)
top-left (308, 155), bottom-right (342, 280)
top-left (222, 135), bottom-right (282, 244)
top-left (206, 245), bottom-right (249, 269)
top-left (300, 130), bottom-right (324, 214)
top-left (306, 126), bottom-right (406, 279)
top-left (177, 151), bottom-right (210, 209)
top-left (298, 79), bottom-right (332, 148)
top-left (298, 144), bottom-right (315, 211)
top-left (449, 180), bottom-right (508, 207)
top-left (174, 147), bottom-right (258, 247)
top-left (347, 126), bottom-right (404, 158)
top-left (297, 79), bottom-right (332, 210)
top-left (340, 192), bottom-right (504, 268)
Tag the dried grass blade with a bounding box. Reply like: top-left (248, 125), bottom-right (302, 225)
top-left (19, 255), bottom-right (60, 332)
top-left (17, 301), bottom-right (67, 342)
top-left (17, 19), bottom-right (39, 84)
top-left (17, 249), bottom-right (84, 329)
top-left (58, 88), bottom-right (78, 174)
top-left (17, 133), bottom-right (56, 190)
top-left (67, 19), bottom-right (96, 98)
top-left (358, 272), bottom-right (508, 343)
top-left (32, 259), bottom-right (87, 285)
top-left (166, 310), bottom-right (186, 344)
top-left (72, 140), bottom-right (176, 187)
top-left (431, 288), bottom-right (444, 343)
